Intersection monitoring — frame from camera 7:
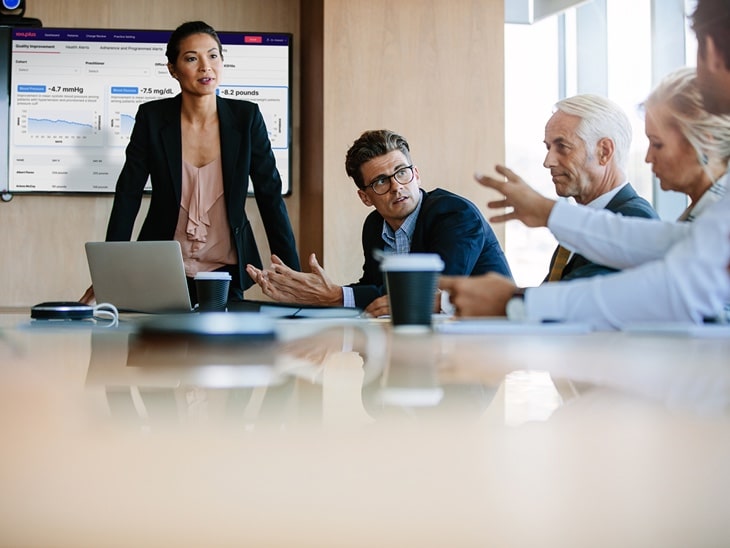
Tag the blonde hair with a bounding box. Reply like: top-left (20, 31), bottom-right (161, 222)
top-left (642, 67), bottom-right (730, 181)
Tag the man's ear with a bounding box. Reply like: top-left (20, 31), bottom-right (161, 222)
top-left (597, 138), bottom-right (615, 165)
top-left (357, 188), bottom-right (373, 207)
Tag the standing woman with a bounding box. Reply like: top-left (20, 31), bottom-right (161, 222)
top-left (82, 21), bottom-right (299, 305)
top-left (643, 67), bottom-right (730, 222)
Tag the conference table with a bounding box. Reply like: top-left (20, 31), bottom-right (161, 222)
top-left (1, 307), bottom-right (729, 546)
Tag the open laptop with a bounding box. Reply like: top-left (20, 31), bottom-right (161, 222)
top-left (85, 241), bottom-right (192, 313)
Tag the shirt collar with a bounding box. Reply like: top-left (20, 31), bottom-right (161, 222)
top-left (381, 189), bottom-right (424, 246)
top-left (587, 181), bottom-right (628, 210)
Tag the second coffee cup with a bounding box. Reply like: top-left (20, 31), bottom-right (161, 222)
top-left (194, 271), bottom-right (231, 312)
top-left (380, 253), bottom-right (444, 331)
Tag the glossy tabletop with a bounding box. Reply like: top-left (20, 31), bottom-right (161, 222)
top-left (1, 309), bottom-right (729, 547)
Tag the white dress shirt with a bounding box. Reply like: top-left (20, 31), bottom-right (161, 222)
top-left (523, 190), bottom-right (730, 329)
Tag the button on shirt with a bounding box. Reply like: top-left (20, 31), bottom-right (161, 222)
top-left (342, 193), bottom-right (424, 308)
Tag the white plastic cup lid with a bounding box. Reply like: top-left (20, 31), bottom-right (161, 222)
top-left (379, 253), bottom-right (445, 272)
top-left (194, 272), bottom-right (232, 281)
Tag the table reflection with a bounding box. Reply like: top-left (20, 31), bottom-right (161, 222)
top-left (86, 322), bottom-right (393, 429)
top-left (83, 320), bottom-right (531, 429)
top-left (5, 312), bottom-right (728, 431)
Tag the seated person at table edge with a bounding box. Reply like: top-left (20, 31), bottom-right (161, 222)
top-left (246, 129), bottom-right (512, 315)
top-left (542, 94), bottom-right (658, 283)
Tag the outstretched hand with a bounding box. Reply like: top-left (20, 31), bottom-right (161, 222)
top-left (475, 165), bottom-right (556, 228)
top-left (246, 253), bottom-right (343, 306)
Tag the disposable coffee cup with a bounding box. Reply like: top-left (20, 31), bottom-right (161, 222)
top-left (380, 253), bottom-right (444, 332)
top-left (194, 271), bottom-right (231, 312)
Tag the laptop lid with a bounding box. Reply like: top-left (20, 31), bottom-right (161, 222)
top-left (85, 241), bottom-right (192, 313)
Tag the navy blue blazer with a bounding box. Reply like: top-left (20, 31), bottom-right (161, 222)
top-left (350, 188), bottom-right (512, 308)
top-left (546, 183), bottom-right (658, 282)
top-left (105, 94), bottom-right (300, 291)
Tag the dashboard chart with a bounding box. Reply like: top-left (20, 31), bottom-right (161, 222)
top-left (18, 109), bottom-right (102, 144)
top-left (7, 28), bottom-right (292, 194)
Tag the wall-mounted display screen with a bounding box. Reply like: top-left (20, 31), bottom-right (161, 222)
top-left (2, 27), bottom-right (292, 195)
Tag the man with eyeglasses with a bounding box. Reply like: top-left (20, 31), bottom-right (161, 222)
top-left (439, 0), bottom-right (730, 330)
top-left (246, 129), bottom-right (511, 316)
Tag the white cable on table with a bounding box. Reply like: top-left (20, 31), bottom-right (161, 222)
top-left (93, 302), bottom-right (119, 327)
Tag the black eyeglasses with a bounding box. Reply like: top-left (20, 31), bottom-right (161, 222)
top-left (364, 165), bottom-right (415, 195)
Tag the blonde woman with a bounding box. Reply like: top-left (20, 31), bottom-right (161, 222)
top-left (643, 66), bottom-right (730, 222)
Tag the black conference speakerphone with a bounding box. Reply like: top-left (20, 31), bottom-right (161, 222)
top-left (30, 301), bottom-right (94, 320)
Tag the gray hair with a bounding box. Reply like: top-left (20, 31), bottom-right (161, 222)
top-left (554, 94), bottom-right (633, 170)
